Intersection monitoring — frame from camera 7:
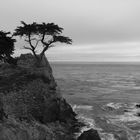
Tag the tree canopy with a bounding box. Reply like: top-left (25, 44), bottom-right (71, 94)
top-left (0, 31), bottom-right (16, 64)
top-left (14, 21), bottom-right (72, 60)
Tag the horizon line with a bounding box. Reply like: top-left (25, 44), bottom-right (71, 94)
top-left (50, 60), bottom-right (140, 63)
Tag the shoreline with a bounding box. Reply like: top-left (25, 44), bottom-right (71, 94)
top-left (72, 102), bottom-right (140, 140)
top-left (73, 104), bottom-right (102, 139)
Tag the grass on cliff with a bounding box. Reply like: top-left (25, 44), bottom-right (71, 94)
top-left (0, 54), bottom-right (78, 140)
top-left (0, 57), bottom-right (56, 123)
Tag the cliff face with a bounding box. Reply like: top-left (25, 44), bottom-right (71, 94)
top-left (0, 54), bottom-right (78, 140)
top-left (0, 120), bottom-right (75, 140)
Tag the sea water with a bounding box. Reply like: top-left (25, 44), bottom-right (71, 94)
top-left (51, 62), bottom-right (140, 140)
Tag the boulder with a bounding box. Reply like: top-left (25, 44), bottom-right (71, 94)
top-left (43, 98), bottom-right (76, 123)
top-left (77, 129), bottom-right (101, 140)
top-left (58, 98), bottom-right (76, 123)
top-left (136, 104), bottom-right (140, 108)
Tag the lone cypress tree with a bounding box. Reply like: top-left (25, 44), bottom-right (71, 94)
top-left (14, 21), bottom-right (72, 66)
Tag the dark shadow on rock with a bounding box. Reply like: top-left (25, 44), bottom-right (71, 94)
top-left (77, 129), bottom-right (101, 140)
top-left (136, 104), bottom-right (140, 108)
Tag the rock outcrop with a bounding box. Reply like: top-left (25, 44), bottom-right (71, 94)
top-left (0, 54), bottom-right (78, 140)
top-left (0, 119), bottom-right (76, 140)
top-left (0, 53), bottom-right (102, 140)
top-left (77, 129), bottom-right (101, 140)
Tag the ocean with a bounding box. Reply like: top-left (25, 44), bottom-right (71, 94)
top-left (51, 62), bottom-right (140, 140)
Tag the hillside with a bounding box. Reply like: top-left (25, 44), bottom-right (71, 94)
top-left (0, 54), bottom-right (80, 140)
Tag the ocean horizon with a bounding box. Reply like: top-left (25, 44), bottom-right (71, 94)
top-left (50, 61), bottom-right (140, 65)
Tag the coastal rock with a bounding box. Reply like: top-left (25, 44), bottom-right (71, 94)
top-left (136, 104), bottom-right (140, 108)
top-left (18, 53), bottom-right (57, 89)
top-left (0, 119), bottom-right (75, 140)
top-left (59, 98), bottom-right (76, 122)
top-left (42, 97), bottom-right (76, 123)
top-left (77, 129), bottom-right (101, 140)
top-left (114, 130), bottom-right (128, 140)
top-left (0, 53), bottom-right (78, 140)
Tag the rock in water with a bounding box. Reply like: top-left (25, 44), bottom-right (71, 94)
top-left (136, 104), bottom-right (140, 108)
top-left (77, 129), bottom-right (101, 140)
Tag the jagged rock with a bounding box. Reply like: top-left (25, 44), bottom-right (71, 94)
top-left (77, 129), bottom-right (101, 140)
top-left (18, 53), bottom-right (57, 89)
top-left (58, 98), bottom-right (76, 123)
top-left (0, 53), bottom-right (78, 140)
top-left (0, 120), bottom-right (75, 140)
top-left (42, 97), bottom-right (76, 123)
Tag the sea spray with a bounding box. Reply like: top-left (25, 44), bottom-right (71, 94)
top-left (99, 133), bottom-right (116, 140)
top-left (103, 102), bottom-right (140, 140)
top-left (72, 103), bottom-right (140, 140)
top-left (72, 104), bottom-right (116, 140)
top-left (73, 104), bottom-right (101, 137)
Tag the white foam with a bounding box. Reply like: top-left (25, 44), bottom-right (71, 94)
top-left (99, 132), bottom-right (116, 140)
top-left (106, 102), bottom-right (123, 110)
top-left (77, 115), bottom-right (99, 130)
top-left (75, 114), bottom-right (103, 138)
top-left (74, 114), bottom-right (97, 137)
top-left (107, 105), bottom-right (140, 123)
top-left (73, 102), bottom-right (140, 140)
top-left (73, 105), bottom-right (93, 111)
top-left (73, 104), bottom-right (102, 138)
top-left (109, 114), bottom-right (140, 123)
top-left (119, 103), bottom-right (140, 122)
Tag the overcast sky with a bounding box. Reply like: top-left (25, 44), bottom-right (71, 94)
top-left (1, 0), bottom-right (140, 61)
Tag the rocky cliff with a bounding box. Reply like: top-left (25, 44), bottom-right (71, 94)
top-left (0, 54), bottom-right (79, 140)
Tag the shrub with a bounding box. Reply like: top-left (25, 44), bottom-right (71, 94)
top-left (3, 79), bottom-right (50, 122)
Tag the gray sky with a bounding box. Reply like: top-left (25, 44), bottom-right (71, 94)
top-left (1, 0), bottom-right (140, 61)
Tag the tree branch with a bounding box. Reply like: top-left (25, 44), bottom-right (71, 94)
top-left (28, 34), bottom-right (38, 58)
top-left (41, 32), bottom-right (45, 44)
top-left (28, 34), bottom-right (35, 50)
top-left (40, 36), bottom-right (55, 59)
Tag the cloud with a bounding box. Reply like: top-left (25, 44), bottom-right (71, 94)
top-left (46, 42), bottom-right (140, 61)
top-left (2, 0), bottom-right (140, 61)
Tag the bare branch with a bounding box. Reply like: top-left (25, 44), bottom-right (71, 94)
top-left (28, 34), bottom-right (35, 50)
top-left (41, 32), bottom-right (45, 44)
top-left (40, 39), bottom-right (55, 58)
top-left (25, 38), bottom-right (40, 49)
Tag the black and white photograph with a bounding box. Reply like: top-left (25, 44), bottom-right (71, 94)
top-left (0, 0), bottom-right (140, 139)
